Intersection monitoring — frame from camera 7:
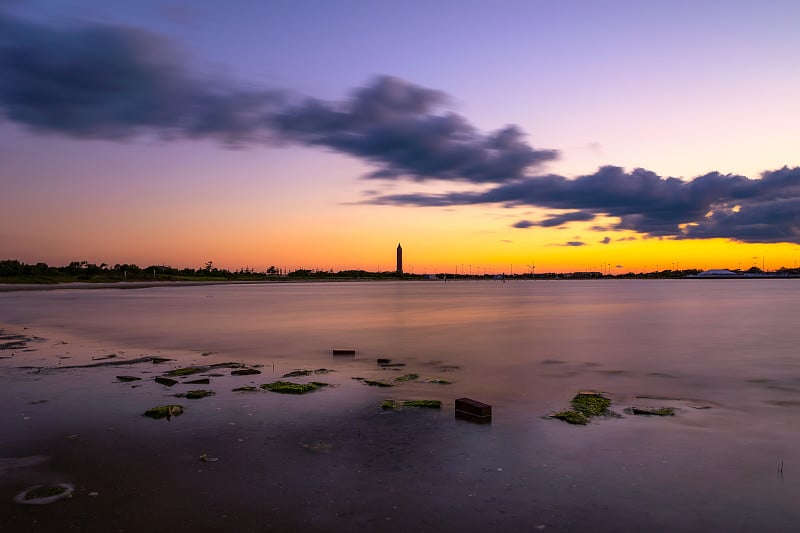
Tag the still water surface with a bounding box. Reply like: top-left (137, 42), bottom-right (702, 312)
top-left (2, 279), bottom-right (798, 407)
top-left (2, 279), bottom-right (799, 531)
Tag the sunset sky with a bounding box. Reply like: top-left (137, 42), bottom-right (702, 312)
top-left (2, 1), bottom-right (800, 274)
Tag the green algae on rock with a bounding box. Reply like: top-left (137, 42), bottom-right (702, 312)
top-left (551, 392), bottom-right (611, 425)
top-left (551, 410), bottom-right (590, 425)
top-left (381, 399), bottom-right (442, 410)
top-left (165, 366), bottom-right (203, 377)
top-left (381, 399), bottom-right (399, 410)
top-left (395, 373), bottom-right (419, 382)
top-left (362, 379), bottom-right (394, 387)
top-left (231, 368), bottom-right (261, 376)
top-left (176, 389), bottom-right (215, 399)
top-left (571, 392), bottom-right (611, 416)
top-left (232, 386), bottom-right (259, 393)
top-left (402, 400), bottom-right (442, 408)
top-left (143, 404), bottom-right (184, 419)
top-left (625, 406), bottom-right (675, 416)
top-left (14, 483), bottom-right (74, 505)
top-left (282, 368), bottom-right (333, 378)
top-left (260, 381), bottom-right (329, 394)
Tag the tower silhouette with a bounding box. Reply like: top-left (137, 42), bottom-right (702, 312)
top-left (396, 243), bottom-right (403, 275)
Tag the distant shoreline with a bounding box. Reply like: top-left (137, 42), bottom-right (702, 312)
top-left (2, 275), bottom-right (799, 292)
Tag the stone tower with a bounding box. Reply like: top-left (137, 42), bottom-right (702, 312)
top-left (396, 243), bottom-right (403, 275)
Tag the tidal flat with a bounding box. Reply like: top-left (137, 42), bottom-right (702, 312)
top-left (2, 280), bottom-right (800, 532)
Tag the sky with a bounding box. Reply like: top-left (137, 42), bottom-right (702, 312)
top-left (1, 0), bottom-right (800, 274)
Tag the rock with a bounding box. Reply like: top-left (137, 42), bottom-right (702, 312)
top-left (116, 375), bottom-right (140, 382)
top-left (143, 404), bottom-right (184, 419)
top-left (155, 377), bottom-right (178, 387)
top-left (14, 483), bottom-right (74, 505)
top-left (260, 381), bottom-right (329, 394)
top-left (231, 368), bottom-right (261, 376)
top-left (455, 397), bottom-right (492, 420)
top-left (176, 389), bottom-right (214, 399)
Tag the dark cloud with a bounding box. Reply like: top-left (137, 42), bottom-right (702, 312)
top-left (513, 211), bottom-right (595, 230)
top-left (537, 211), bottom-right (596, 228)
top-left (270, 76), bottom-right (558, 183)
top-left (0, 11), bottom-right (558, 182)
top-left (600, 236), bottom-right (611, 244)
top-left (372, 165), bottom-right (800, 244)
top-left (0, 12), bottom-right (282, 142)
top-left (565, 241), bottom-right (586, 247)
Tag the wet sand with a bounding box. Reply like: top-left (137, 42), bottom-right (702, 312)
top-left (3, 281), bottom-right (800, 532)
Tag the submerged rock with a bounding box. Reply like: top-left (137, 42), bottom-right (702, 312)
top-left (155, 377), bottom-right (178, 387)
top-left (184, 378), bottom-right (210, 385)
top-left (232, 386), bottom-right (258, 393)
top-left (402, 400), bottom-right (442, 408)
top-left (231, 368), bottom-right (261, 376)
top-left (550, 392), bottom-right (611, 425)
top-left (143, 404), bottom-right (184, 420)
top-left (260, 381), bottom-right (329, 394)
top-left (176, 389), bottom-right (215, 400)
top-left (381, 399), bottom-right (442, 410)
top-left (362, 379), bottom-right (394, 388)
top-left (282, 368), bottom-right (333, 378)
top-left (14, 483), bottom-right (74, 505)
top-left (625, 406), bottom-right (675, 416)
top-left (116, 375), bottom-right (141, 382)
top-left (165, 366), bottom-right (203, 377)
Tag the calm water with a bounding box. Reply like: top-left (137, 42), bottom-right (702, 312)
top-left (2, 279), bottom-right (799, 531)
top-left (2, 279), bottom-right (799, 405)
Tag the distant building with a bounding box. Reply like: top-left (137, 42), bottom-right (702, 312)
top-left (396, 243), bottom-right (403, 275)
top-left (697, 269), bottom-right (738, 277)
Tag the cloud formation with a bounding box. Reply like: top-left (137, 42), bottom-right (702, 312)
top-left (1, 10), bottom-right (799, 245)
top-left (271, 77), bottom-right (558, 183)
top-left (372, 165), bottom-right (800, 244)
top-left (0, 11), bottom-right (557, 182)
top-left (0, 12), bottom-right (281, 142)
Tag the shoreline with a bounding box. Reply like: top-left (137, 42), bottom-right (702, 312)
top-left (3, 285), bottom-right (800, 532)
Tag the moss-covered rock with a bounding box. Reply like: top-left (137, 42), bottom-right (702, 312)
top-left (232, 386), bottom-right (259, 393)
top-left (282, 369), bottom-right (313, 377)
top-left (571, 392), bottom-right (611, 417)
top-left (551, 392), bottom-right (611, 425)
top-left (260, 381), bottom-right (328, 394)
top-left (155, 376), bottom-right (178, 387)
top-left (362, 379), bottom-right (394, 387)
top-left (395, 373), bottom-right (419, 382)
top-left (625, 406), bottom-right (675, 416)
top-left (176, 389), bottom-right (215, 399)
top-left (231, 368), bottom-right (261, 376)
top-left (165, 366), bottom-right (203, 377)
top-left (144, 404), bottom-right (184, 419)
top-left (14, 483), bottom-right (74, 505)
top-left (551, 410), bottom-right (590, 425)
top-left (381, 399), bottom-right (399, 410)
top-left (402, 400), bottom-right (442, 408)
